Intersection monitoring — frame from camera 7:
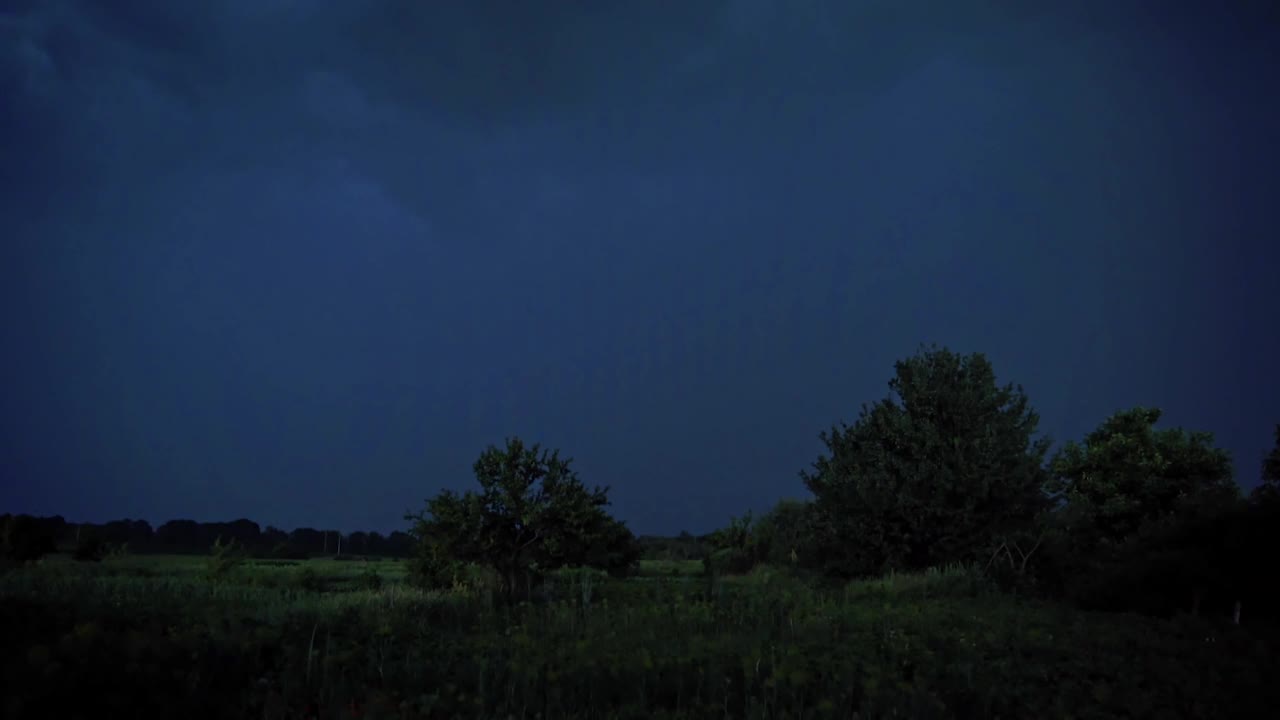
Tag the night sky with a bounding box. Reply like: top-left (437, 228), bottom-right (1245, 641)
top-left (2, 1), bottom-right (1277, 536)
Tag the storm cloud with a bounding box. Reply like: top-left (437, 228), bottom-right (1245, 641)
top-left (2, 1), bottom-right (1277, 534)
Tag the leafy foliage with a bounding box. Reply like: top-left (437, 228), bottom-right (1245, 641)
top-left (705, 511), bottom-right (754, 553)
top-left (1023, 408), bottom-right (1276, 617)
top-left (1047, 407), bottom-right (1237, 550)
top-left (802, 345), bottom-right (1052, 577)
top-left (406, 437), bottom-right (640, 601)
top-left (748, 499), bottom-right (817, 568)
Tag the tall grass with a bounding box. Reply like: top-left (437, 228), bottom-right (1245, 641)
top-left (1, 555), bottom-right (1276, 719)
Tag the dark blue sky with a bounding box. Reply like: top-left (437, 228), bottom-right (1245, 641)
top-left (2, 1), bottom-right (1277, 536)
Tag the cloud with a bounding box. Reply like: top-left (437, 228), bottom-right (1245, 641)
top-left (0, 0), bottom-right (1082, 241)
top-left (10, 1), bottom-right (1039, 136)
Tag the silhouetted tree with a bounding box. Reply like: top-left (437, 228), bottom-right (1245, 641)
top-left (99, 519), bottom-right (154, 550)
top-left (802, 345), bottom-right (1051, 577)
top-left (406, 437), bottom-right (639, 600)
top-left (155, 520), bottom-right (203, 552)
top-left (384, 531), bottom-right (415, 557)
top-left (749, 499), bottom-right (818, 568)
top-left (289, 528), bottom-right (325, 555)
top-left (1032, 408), bottom-right (1252, 616)
top-left (1, 514), bottom-right (58, 565)
top-left (347, 531), bottom-right (369, 555)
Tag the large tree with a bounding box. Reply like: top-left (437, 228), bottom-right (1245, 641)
top-left (802, 345), bottom-right (1051, 577)
top-left (1047, 407), bottom-right (1237, 549)
top-left (406, 437), bottom-right (639, 599)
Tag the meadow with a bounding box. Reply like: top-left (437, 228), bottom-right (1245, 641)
top-left (2, 552), bottom-right (1277, 719)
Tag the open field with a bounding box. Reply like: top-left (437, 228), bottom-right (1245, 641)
top-left (2, 553), bottom-right (1277, 719)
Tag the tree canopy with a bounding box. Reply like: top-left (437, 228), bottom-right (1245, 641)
top-left (406, 437), bottom-right (639, 600)
top-left (1047, 406), bottom-right (1237, 548)
top-left (802, 345), bottom-right (1051, 577)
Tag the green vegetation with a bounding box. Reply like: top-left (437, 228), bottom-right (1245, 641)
top-left (802, 346), bottom-right (1051, 578)
top-left (404, 437), bottom-right (641, 600)
top-left (3, 344), bottom-right (1278, 717)
top-left (4, 553), bottom-right (1276, 719)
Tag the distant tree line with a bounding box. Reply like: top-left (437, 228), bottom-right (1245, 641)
top-left (0, 515), bottom-right (415, 562)
top-left (7, 343), bottom-right (1278, 623)
top-left (399, 343), bottom-right (1280, 615)
top-left (637, 531), bottom-right (714, 562)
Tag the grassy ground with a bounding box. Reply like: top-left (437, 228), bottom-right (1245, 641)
top-left (2, 553), bottom-right (1276, 719)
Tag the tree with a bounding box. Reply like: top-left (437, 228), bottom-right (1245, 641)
top-left (702, 512), bottom-right (757, 577)
top-left (405, 437), bottom-right (639, 600)
top-left (288, 528), bottom-right (325, 555)
top-left (1, 514), bottom-right (58, 565)
top-left (749, 499), bottom-right (818, 568)
top-left (1250, 424), bottom-right (1280, 505)
top-left (1048, 407), bottom-right (1237, 549)
top-left (155, 520), bottom-right (202, 552)
top-left (802, 345), bottom-right (1051, 577)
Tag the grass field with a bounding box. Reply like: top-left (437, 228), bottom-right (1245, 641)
top-left (2, 552), bottom-right (1277, 719)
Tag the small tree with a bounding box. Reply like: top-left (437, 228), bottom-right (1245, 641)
top-left (206, 535), bottom-right (247, 581)
top-left (406, 437), bottom-right (639, 601)
top-left (802, 345), bottom-right (1051, 577)
top-left (702, 512), bottom-right (757, 577)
